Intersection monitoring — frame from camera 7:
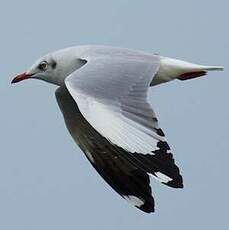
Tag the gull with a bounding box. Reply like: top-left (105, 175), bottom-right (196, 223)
top-left (11, 45), bottom-right (223, 213)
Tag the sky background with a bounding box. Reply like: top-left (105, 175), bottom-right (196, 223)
top-left (1, 0), bottom-right (228, 229)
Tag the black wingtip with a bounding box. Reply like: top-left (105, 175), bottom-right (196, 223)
top-left (163, 175), bottom-right (184, 189)
top-left (138, 196), bottom-right (155, 213)
top-left (139, 204), bottom-right (155, 213)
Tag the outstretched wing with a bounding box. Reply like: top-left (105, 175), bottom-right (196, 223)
top-left (65, 55), bottom-right (161, 155)
top-left (55, 87), bottom-right (154, 213)
top-left (65, 53), bottom-right (183, 188)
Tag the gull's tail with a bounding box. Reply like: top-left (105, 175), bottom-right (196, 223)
top-left (151, 56), bottom-right (224, 85)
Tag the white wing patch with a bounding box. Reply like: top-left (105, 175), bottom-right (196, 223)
top-left (85, 150), bottom-right (95, 163)
top-left (66, 91), bottom-right (163, 154)
top-left (123, 195), bottom-right (145, 208)
top-left (154, 172), bottom-right (173, 183)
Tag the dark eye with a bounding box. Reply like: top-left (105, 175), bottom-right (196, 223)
top-left (38, 61), bottom-right (48, 71)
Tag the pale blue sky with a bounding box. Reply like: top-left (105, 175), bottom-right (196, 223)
top-left (1, 0), bottom-right (228, 229)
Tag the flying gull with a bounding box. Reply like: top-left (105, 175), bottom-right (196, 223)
top-left (11, 45), bottom-right (223, 213)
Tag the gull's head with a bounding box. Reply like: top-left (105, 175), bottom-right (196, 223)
top-left (11, 48), bottom-right (86, 86)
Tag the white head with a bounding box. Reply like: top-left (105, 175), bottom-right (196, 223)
top-left (11, 48), bottom-right (86, 86)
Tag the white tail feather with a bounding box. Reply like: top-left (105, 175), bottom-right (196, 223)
top-left (202, 66), bottom-right (224, 71)
top-left (151, 56), bottom-right (224, 86)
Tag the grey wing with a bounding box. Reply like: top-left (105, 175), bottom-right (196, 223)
top-left (55, 87), bottom-right (155, 213)
top-left (65, 54), bottom-right (183, 187)
top-left (65, 54), bottom-right (162, 154)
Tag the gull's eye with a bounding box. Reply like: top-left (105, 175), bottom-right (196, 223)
top-left (38, 61), bottom-right (48, 71)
